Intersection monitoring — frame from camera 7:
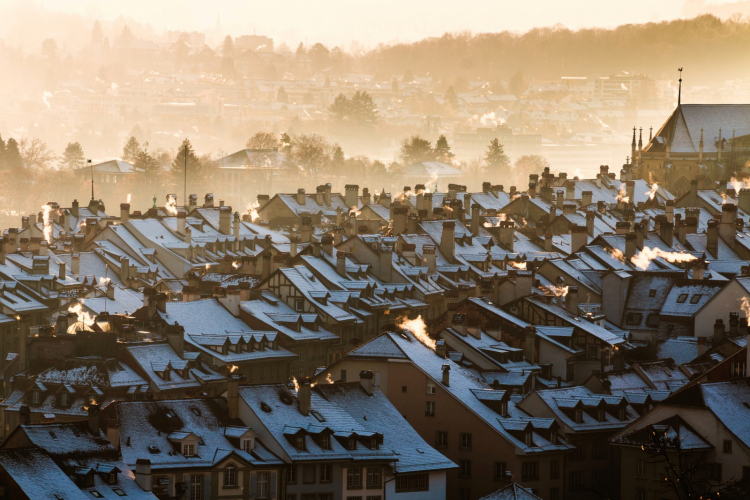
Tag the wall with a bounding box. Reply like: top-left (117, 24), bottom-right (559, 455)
top-left (694, 280), bottom-right (749, 338)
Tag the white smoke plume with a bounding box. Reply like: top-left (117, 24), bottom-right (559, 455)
top-left (165, 195), bottom-right (178, 215)
top-left (616, 183), bottom-right (629, 204)
top-left (630, 246), bottom-right (697, 271)
top-left (471, 112), bottom-right (506, 127)
top-left (646, 182), bottom-right (659, 201)
top-left (741, 297), bottom-right (750, 320)
top-left (42, 91), bottom-right (52, 109)
top-left (41, 204), bottom-right (53, 243)
top-left (229, 364), bottom-right (239, 373)
top-left (68, 302), bottom-right (95, 326)
top-left (126, 193), bottom-right (132, 204)
top-left (730, 177), bottom-right (748, 193)
top-left (246, 201), bottom-right (260, 222)
top-left (609, 248), bottom-right (625, 262)
top-left (549, 285), bottom-right (569, 297)
top-left (232, 261), bottom-right (240, 270)
top-left (508, 261), bottom-right (527, 270)
top-left (397, 315), bottom-right (435, 350)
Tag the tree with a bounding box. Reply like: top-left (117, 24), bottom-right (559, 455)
top-left (4, 138), bottom-right (22, 171)
top-left (276, 87), bottom-right (288, 103)
top-left (485, 138), bottom-right (510, 174)
top-left (117, 26), bottom-right (135, 47)
top-left (445, 86), bottom-right (459, 109)
top-left (329, 94), bottom-right (350, 122)
top-left (331, 145), bottom-right (345, 172)
top-left (61, 142), bottom-right (85, 170)
top-left (279, 133), bottom-right (292, 155)
top-left (509, 70), bottom-right (526, 97)
top-left (41, 39), bottom-right (58, 61)
top-left (19, 138), bottom-right (55, 170)
top-left (222, 36), bottom-right (234, 58)
top-left (288, 134), bottom-right (333, 181)
top-left (122, 136), bottom-right (141, 163)
top-left (0, 134), bottom-right (6, 169)
top-left (246, 132), bottom-right (279, 150)
top-left (134, 148), bottom-right (160, 174)
top-left (295, 42), bottom-right (306, 59)
top-left (400, 136), bottom-right (435, 165)
top-left (309, 43), bottom-right (330, 71)
top-left (171, 139), bottom-right (202, 185)
top-left (514, 155), bottom-right (549, 185)
top-left (434, 135), bottom-right (455, 164)
top-left (328, 91), bottom-right (378, 130)
top-left (91, 21), bottom-right (103, 45)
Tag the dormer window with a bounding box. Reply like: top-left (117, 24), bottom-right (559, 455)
top-left (574, 409), bottom-right (583, 423)
top-left (524, 431), bottom-right (533, 447)
top-left (320, 434), bottom-right (331, 450)
top-left (32, 391), bottom-right (42, 404)
top-left (597, 409), bottom-right (606, 422)
top-left (295, 436), bottom-right (306, 452)
top-left (370, 438), bottom-right (379, 450)
top-left (619, 407), bottom-right (626, 420)
top-left (241, 438), bottom-right (253, 452)
top-left (499, 401), bottom-right (508, 417)
top-left (550, 430), bottom-right (557, 444)
top-left (107, 473), bottom-right (117, 485)
top-left (59, 392), bottom-right (68, 406)
top-left (183, 443), bottom-right (196, 457)
top-left (347, 437), bottom-right (357, 450)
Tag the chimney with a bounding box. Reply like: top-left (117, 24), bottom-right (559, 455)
top-left (692, 259), bottom-right (705, 280)
top-left (570, 225), bottom-right (587, 254)
top-left (58, 261), bottom-right (66, 280)
top-left (581, 190), bottom-right (593, 207)
top-left (72, 252), bottom-right (80, 275)
top-left (524, 326), bottom-right (536, 364)
top-left (556, 191), bottom-right (564, 209)
top-left (349, 210), bottom-right (358, 236)
top-left (262, 254), bottom-right (271, 279)
top-left (714, 319), bottom-right (725, 344)
top-left (359, 370), bottom-right (374, 395)
top-left (71, 199), bottom-right (79, 218)
top-left (362, 188), bottom-right (371, 206)
top-left (120, 203), bottom-right (130, 222)
top-left (528, 182), bottom-right (537, 198)
top-left (471, 204), bottom-right (480, 237)
top-left (39, 240), bottom-right (48, 256)
top-left (515, 271), bottom-right (532, 299)
top-left (440, 221), bottom-right (456, 264)
top-left (738, 189), bottom-right (750, 214)
top-left (166, 323), bottom-right (185, 358)
top-left (233, 211), bottom-right (241, 239)
top-left (106, 419), bottom-right (121, 451)
top-left (337, 250), bottom-right (347, 277)
top-left (634, 222), bottom-right (646, 250)
top-left (625, 233), bottom-right (637, 260)
top-left (407, 214), bottom-right (418, 234)
top-left (720, 204), bottom-right (737, 249)
top-left (626, 181), bottom-right (635, 204)
top-left (18, 315), bottom-right (29, 371)
top-left (20, 405), bottom-right (30, 425)
top-left (88, 403), bottom-right (101, 435)
top-left (586, 211), bottom-right (596, 237)
top-left (345, 184), bottom-right (359, 209)
top-left (321, 234), bottom-right (333, 256)
top-left (227, 373), bottom-right (244, 419)
top-left (435, 339), bottom-right (447, 359)
top-left (566, 182), bottom-right (575, 200)
top-left (729, 311), bottom-right (740, 337)
top-left (296, 188), bottom-right (306, 206)
top-left (392, 207), bottom-right (408, 235)
top-left (498, 221), bottom-right (515, 252)
top-left (300, 216), bottom-right (313, 243)
top-left (659, 221), bottom-right (674, 247)
top-left (441, 364), bottom-right (450, 386)
top-left (120, 256), bottom-right (130, 283)
top-left (707, 219), bottom-right (719, 258)
top-left (177, 209), bottom-right (186, 234)
top-left (298, 378), bottom-right (311, 416)
top-left (423, 244), bottom-right (436, 273)
top-left (188, 194), bottom-right (198, 212)
top-left (219, 207), bottom-right (232, 234)
top-left (566, 285), bottom-right (579, 315)
top-left (135, 459), bottom-right (152, 492)
top-left (379, 246), bottom-right (393, 281)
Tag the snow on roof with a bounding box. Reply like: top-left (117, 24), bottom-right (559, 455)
top-left (479, 483), bottom-right (542, 500)
top-left (656, 337), bottom-right (699, 365)
top-left (160, 298), bottom-right (253, 335)
top-left (402, 161), bottom-right (464, 179)
top-left (526, 386), bottom-right (638, 432)
top-left (700, 379), bottom-right (750, 448)
top-left (36, 358), bottom-right (146, 388)
top-left (0, 448), bottom-right (90, 500)
top-left (660, 282), bottom-right (722, 318)
top-left (126, 342), bottom-right (223, 391)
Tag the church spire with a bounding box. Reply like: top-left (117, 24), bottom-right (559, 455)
top-left (677, 67), bottom-right (683, 106)
top-left (631, 126), bottom-right (637, 161)
top-left (638, 127), bottom-right (643, 159)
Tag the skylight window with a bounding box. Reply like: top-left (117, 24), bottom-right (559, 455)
top-left (676, 294), bottom-right (688, 303)
top-left (690, 294), bottom-right (703, 304)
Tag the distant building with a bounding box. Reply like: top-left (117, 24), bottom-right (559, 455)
top-left (453, 126), bottom-right (541, 164)
top-left (235, 35), bottom-right (274, 53)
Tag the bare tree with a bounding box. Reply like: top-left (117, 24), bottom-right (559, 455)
top-left (19, 138), bottom-right (56, 170)
top-left (246, 132), bottom-right (279, 150)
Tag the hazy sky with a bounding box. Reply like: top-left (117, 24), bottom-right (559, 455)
top-left (12, 0), bottom-right (749, 48)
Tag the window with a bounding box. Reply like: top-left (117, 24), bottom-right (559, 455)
top-left (626, 312), bottom-right (642, 325)
top-left (550, 460), bottom-right (560, 480)
top-left (183, 443), bottom-right (196, 457)
top-left (320, 434), bottom-right (331, 450)
top-left (91, 492), bottom-right (103, 499)
top-left (31, 391), bottom-right (41, 404)
top-left (588, 345), bottom-right (598, 359)
top-left (723, 439), bottom-right (732, 454)
top-left (524, 431), bottom-right (533, 447)
top-left (690, 294), bottom-right (703, 304)
top-left (569, 471), bottom-right (584, 491)
top-left (242, 438), bottom-right (252, 452)
top-left (347, 437), bottom-right (357, 450)
top-left (648, 289), bottom-right (656, 297)
top-left (366, 467), bottom-right (381, 488)
top-left (320, 464), bottom-right (332, 483)
top-left (636, 489), bottom-right (646, 500)
top-left (549, 488), bottom-right (560, 500)
top-left (59, 392), bottom-right (68, 406)
top-left (521, 462), bottom-right (539, 481)
top-left (636, 458), bottom-right (646, 477)
top-left (286, 466), bottom-right (297, 484)
top-left (295, 298), bottom-right (304, 311)
top-left (731, 361), bottom-right (746, 377)
top-left (710, 463), bottom-right (722, 482)
top-left (742, 466), bottom-right (750, 483)
top-left (494, 462), bottom-right (507, 481)
top-left (597, 409), bottom-right (605, 422)
top-left (571, 443), bottom-right (585, 460)
top-left (366, 497), bottom-right (382, 500)
top-left (435, 431), bottom-right (448, 448)
top-left (341, 370), bottom-right (347, 382)
top-left (426, 382), bottom-right (436, 394)
top-left (425, 401), bottom-right (435, 417)
top-left (459, 433), bottom-right (473, 450)
top-left (190, 474), bottom-right (202, 500)
top-left (593, 439), bottom-right (608, 458)
top-left (303, 464), bottom-right (316, 484)
top-left (294, 435), bottom-right (306, 451)
top-left (224, 465), bottom-right (237, 487)
top-left (112, 489), bottom-right (126, 497)
top-left (574, 409), bottom-right (583, 423)
top-left (676, 293), bottom-right (688, 303)
top-left (257, 472), bottom-right (270, 499)
top-left (395, 473), bottom-right (429, 492)
top-left (401, 385), bottom-right (407, 393)
top-left (347, 467), bottom-right (362, 489)
top-left (107, 473), bottom-right (117, 485)
top-left (646, 313), bottom-right (660, 327)
top-left (459, 459), bottom-right (471, 478)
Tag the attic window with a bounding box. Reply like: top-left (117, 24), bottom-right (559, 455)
top-left (190, 407), bottom-right (201, 417)
top-left (524, 431), bottom-right (533, 447)
top-left (320, 434), bottom-right (331, 450)
top-left (295, 436), bottom-right (306, 452)
top-left (112, 488), bottom-right (127, 497)
top-left (648, 289), bottom-right (656, 297)
top-left (347, 437), bottom-right (357, 450)
top-left (574, 409), bottom-right (583, 423)
top-left (311, 410), bottom-right (326, 422)
top-left (676, 294), bottom-right (688, 304)
top-left (625, 313), bottom-right (642, 326)
top-left (690, 294), bottom-right (703, 304)
top-left (183, 443), bottom-right (196, 457)
top-left (597, 409), bottom-right (606, 422)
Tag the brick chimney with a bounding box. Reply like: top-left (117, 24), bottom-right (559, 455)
top-left (566, 285), bottom-right (579, 315)
top-left (392, 207), bottom-right (408, 235)
top-left (659, 221), bottom-right (674, 247)
top-left (423, 244), bottom-right (436, 273)
top-left (625, 233), bottom-right (637, 260)
top-left (120, 203), bottom-right (130, 222)
top-left (345, 184), bottom-right (359, 209)
top-left (298, 378), bottom-right (311, 416)
top-left (441, 364), bottom-right (450, 387)
top-left (720, 203), bottom-right (737, 249)
top-left (581, 190), bottom-right (593, 207)
top-left (440, 221), bottom-right (456, 264)
top-left (336, 250), bottom-right (347, 278)
top-left (219, 206), bottom-right (232, 235)
top-left (177, 209), bottom-right (186, 234)
top-left (359, 370), bottom-right (374, 395)
top-left (498, 221), bottom-right (515, 252)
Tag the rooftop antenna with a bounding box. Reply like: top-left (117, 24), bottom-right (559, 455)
top-left (677, 67), bottom-right (683, 106)
top-left (88, 159), bottom-right (94, 200)
top-left (183, 142), bottom-right (188, 209)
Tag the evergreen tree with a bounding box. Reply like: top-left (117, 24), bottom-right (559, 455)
top-left (434, 135), bottom-right (455, 164)
top-left (391, 77), bottom-right (399, 94)
top-left (122, 136), bottom-right (141, 163)
top-left (5, 138), bottom-right (22, 172)
top-left (171, 138), bottom-right (203, 183)
top-left (445, 86), bottom-right (459, 109)
top-left (61, 142), bottom-right (85, 170)
top-left (276, 86), bottom-right (288, 103)
top-left (350, 91), bottom-right (379, 128)
top-left (331, 145), bottom-right (345, 171)
top-left (400, 136), bottom-right (435, 165)
top-left (509, 70), bottom-right (526, 97)
top-left (0, 134), bottom-right (6, 170)
top-left (485, 139), bottom-right (510, 173)
top-left (329, 94), bottom-right (350, 123)
top-left (295, 42), bottom-right (306, 59)
top-left (222, 36), bottom-right (234, 58)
